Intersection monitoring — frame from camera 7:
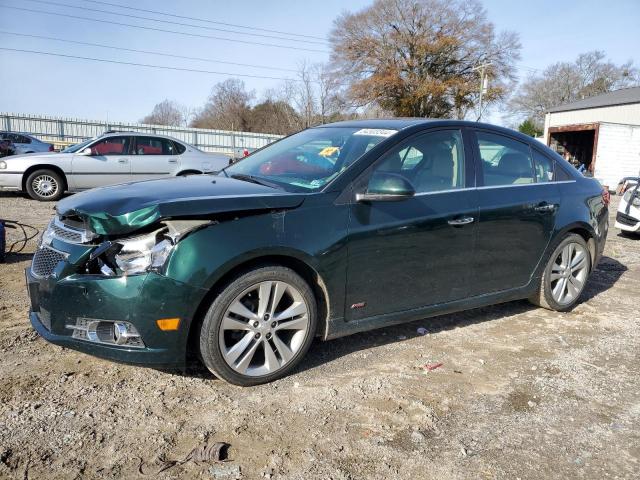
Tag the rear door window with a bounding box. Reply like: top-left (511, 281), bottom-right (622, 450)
top-left (134, 137), bottom-right (177, 155)
top-left (475, 131), bottom-right (535, 186)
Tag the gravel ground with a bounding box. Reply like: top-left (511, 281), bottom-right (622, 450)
top-left (0, 191), bottom-right (639, 480)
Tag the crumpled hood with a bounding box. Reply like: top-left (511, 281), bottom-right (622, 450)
top-left (56, 175), bottom-right (305, 235)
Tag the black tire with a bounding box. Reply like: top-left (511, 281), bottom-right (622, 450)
top-left (529, 233), bottom-right (591, 311)
top-left (25, 169), bottom-right (65, 201)
top-left (199, 266), bottom-right (317, 386)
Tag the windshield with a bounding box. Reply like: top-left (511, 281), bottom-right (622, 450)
top-left (223, 127), bottom-right (397, 192)
top-left (62, 137), bottom-right (96, 153)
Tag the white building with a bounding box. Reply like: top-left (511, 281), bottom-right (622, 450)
top-left (543, 86), bottom-right (640, 188)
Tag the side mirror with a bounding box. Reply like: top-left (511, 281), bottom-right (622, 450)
top-left (356, 171), bottom-right (416, 202)
top-left (78, 147), bottom-right (92, 156)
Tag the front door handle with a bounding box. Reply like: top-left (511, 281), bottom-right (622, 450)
top-left (534, 202), bottom-right (557, 213)
top-left (117, 158), bottom-right (128, 164)
top-left (448, 216), bottom-right (475, 226)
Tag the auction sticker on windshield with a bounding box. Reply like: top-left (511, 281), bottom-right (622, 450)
top-left (353, 128), bottom-right (397, 137)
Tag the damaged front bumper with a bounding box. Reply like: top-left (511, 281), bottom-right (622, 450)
top-left (26, 260), bottom-right (207, 367)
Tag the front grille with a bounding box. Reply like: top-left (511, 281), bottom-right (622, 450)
top-left (50, 217), bottom-right (95, 244)
top-left (51, 222), bottom-right (83, 243)
top-left (616, 211), bottom-right (639, 227)
top-left (31, 247), bottom-right (66, 278)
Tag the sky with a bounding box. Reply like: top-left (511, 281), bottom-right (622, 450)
top-left (0, 0), bottom-right (639, 127)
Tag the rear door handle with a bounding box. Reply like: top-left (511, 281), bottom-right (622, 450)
top-left (168, 158), bottom-right (178, 164)
top-left (534, 202), bottom-right (557, 213)
top-left (117, 158), bottom-right (128, 164)
top-left (448, 216), bottom-right (474, 226)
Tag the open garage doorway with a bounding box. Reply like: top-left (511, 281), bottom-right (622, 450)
top-left (548, 124), bottom-right (599, 174)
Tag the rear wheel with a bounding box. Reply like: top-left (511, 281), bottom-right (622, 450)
top-left (25, 169), bottom-right (65, 201)
top-left (529, 234), bottom-right (591, 311)
top-left (199, 266), bottom-right (317, 386)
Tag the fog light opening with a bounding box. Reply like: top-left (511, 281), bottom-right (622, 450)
top-left (66, 318), bottom-right (145, 348)
top-left (112, 321), bottom-right (142, 346)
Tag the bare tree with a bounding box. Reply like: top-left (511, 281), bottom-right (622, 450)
top-left (313, 63), bottom-right (343, 124)
top-left (508, 51), bottom-right (639, 127)
top-left (140, 99), bottom-right (185, 126)
top-left (191, 79), bottom-right (254, 131)
top-left (329, 0), bottom-right (520, 119)
top-left (285, 61), bottom-right (317, 129)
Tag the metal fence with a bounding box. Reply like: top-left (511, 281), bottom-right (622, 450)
top-left (0, 112), bottom-right (282, 155)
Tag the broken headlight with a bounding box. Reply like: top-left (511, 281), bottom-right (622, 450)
top-left (623, 188), bottom-right (640, 207)
top-left (114, 231), bottom-right (174, 275)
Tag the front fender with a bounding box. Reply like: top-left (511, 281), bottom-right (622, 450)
top-left (163, 197), bottom-right (350, 323)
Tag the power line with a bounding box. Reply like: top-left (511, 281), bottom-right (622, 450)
top-left (22, 0), bottom-right (328, 46)
top-left (0, 47), bottom-right (307, 82)
top-left (0, 5), bottom-right (329, 54)
top-left (0, 30), bottom-right (300, 73)
top-left (82, 0), bottom-right (328, 42)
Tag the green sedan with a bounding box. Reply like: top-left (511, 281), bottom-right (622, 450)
top-left (26, 119), bottom-right (609, 385)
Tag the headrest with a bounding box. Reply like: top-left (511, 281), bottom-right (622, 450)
top-left (499, 153), bottom-right (531, 176)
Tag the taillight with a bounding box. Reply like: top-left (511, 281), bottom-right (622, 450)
top-left (602, 187), bottom-right (610, 206)
top-left (243, 148), bottom-right (249, 157)
top-left (48, 145), bottom-right (54, 152)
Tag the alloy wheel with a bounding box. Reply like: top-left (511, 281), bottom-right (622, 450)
top-left (219, 280), bottom-right (310, 377)
top-left (31, 174), bottom-right (59, 198)
top-left (550, 242), bottom-right (589, 305)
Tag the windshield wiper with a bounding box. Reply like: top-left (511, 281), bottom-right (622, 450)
top-left (229, 173), bottom-right (283, 189)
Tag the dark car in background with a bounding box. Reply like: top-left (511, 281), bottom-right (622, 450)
top-left (26, 119), bottom-right (608, 385)
top-left (0, 131), bottom-right (53, 155)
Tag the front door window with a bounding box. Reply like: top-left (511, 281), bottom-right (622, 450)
top-left (89, 136), bottom-right (130, 156)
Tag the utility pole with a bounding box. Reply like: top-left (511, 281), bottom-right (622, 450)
top-left (472, 62), bottom-right (492, 121)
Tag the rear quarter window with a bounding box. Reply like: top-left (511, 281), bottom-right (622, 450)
top-left (554, 163), bottom-right (573, 181)
top-left (173, 141), bottom-right (186, 154)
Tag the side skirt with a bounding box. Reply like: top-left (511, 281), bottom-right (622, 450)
top-left (324, 283), bottom-right (538, 340)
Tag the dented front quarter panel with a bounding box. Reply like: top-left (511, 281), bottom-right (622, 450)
top-left (164, 193), bottom-right (350, 323)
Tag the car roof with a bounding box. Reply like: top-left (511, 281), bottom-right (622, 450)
top-left (0, 131), bottom-right (40, 140)
top-left (101, 131), bottom-right (187, 143)
top-left (315, 118), bottom-right (539, 143)
top-left (315, 118), bottom-right (439, 129)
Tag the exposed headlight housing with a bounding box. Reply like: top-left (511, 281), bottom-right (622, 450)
top-left (114, 230), bottom-right (174, 275)
top-left (88, 219), bottom-right (210, 277)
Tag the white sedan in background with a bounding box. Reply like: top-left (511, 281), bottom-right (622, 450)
top-left (615, 176), bottom-right (640, 234)
top-left (0, 131), bottom-right (230, 201)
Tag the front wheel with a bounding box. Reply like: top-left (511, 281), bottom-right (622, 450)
top-left (529, 234), bottom-right (591, 311)
top-left (25, 169), bottom-right (65, 201)
top-left (199, 266), bottom-right (317, 386)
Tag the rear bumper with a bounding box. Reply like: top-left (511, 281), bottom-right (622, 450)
top-left (26, 266), bottom-right (208, 367)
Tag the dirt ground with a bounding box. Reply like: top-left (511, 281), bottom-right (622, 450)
top-left (0, 191), bottom-right (638, 480)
